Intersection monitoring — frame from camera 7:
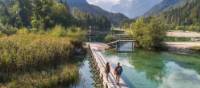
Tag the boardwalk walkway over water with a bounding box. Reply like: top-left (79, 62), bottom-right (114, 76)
top-left (107, 40), bottom-right (135, 52)
top-left (88, 43), bottom-right (128, 88)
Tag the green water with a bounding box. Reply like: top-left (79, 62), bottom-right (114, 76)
top-left (71, 56), bottom-right (94, 88)
top-left (102, 50), bottom-right (200, 88)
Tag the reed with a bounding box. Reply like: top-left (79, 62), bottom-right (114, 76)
top-left (4, 65), bottom-right (79, 88)
top-left (0, 26), bottom-right (86, 87)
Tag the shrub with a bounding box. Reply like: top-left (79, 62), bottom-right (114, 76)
top-left (66, 27), bottom-right (86, 42)
top-left (126, 18), bottom-right (166, 50)
top-left (50, 25), bottom-right (67, 37)
top-left (104, 34), bottom-right (115, 42)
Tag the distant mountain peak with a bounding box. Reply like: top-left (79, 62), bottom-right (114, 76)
top-left (86, 0), bottom-right (163, 18)
top-left (66, 0), bottom-right (128, 25)
top-left (144, 0), bottom-right (188, 17)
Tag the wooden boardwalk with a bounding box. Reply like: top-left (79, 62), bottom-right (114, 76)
top-left (107, 40), bottom-right (135, 45)
top-left (89, 43), bottom-right (128, 88)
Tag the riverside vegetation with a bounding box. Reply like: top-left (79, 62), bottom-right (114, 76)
top-left (126, 18), bottom-right (167, 50)
top-left (119, 0), bottom-right (200, 50)
top-left (0, 26), bottom-right (86, 88)
top-left (0, 0), bottom-right (110, 87)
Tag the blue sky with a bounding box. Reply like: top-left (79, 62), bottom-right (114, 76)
top-left (87, 0), bottom-right (163, 18)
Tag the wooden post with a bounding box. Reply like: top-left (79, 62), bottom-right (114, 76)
top-left (89, 43), bottom-right (128, 88)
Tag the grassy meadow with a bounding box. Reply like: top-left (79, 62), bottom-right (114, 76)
top-left (0, 26), bottom-right (86, 88)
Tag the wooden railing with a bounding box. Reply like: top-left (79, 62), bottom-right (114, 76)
top-left (89, 44), bottom-right (128, 88)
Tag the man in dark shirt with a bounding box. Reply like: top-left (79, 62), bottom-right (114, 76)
top-left (114, 62), bottom-right (123, 85)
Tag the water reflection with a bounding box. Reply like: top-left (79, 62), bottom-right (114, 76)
top-left (162, 52), bottom-right (200, 74)
top-left (130, 50), bottom-right (164, 81)
top-left (102, 49), bottom-right (200, 88)
top-left (102, 52), bottom-right (134, 68)
top-left (71, 59), bottom-right (94, 88)
top-left (159, 62), bottom-right (200, 88)
top-left (118, 42), bottom-right (134, 52)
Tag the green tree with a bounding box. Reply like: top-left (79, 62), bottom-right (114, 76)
top-left (31, 0), bottom-right (73, 29)
top-left (157, 0), bottom-right (200, 31)
top-left (71, 8), bottom-right (111, 30)
top-left (0, 0), bottom-right (74, 29)
top-left (126, 18), bottom-right (166, 50)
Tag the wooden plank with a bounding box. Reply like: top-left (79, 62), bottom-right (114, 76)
top-left (107, 40), bottom-right (135, 45)
top-left (96, 51), bottom-right (128, 88)
top-left (92, 50), bottom-right (118, 88)
top-left (89, 43), bottom-right (129, 88)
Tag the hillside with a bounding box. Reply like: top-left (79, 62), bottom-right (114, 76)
top-left (159, 0), bottom-right (200, 26)
top-left (0, 0), bottom-right (113, 32)
top-left (65, 0), bottom-right (128, 25)
top-left (144, 0), bottom-right (188, 17)
top-left (122, 0), bottom-right (200, 32)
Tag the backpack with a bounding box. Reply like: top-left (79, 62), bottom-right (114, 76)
top-left (117, 66), bottom-right (123, 75)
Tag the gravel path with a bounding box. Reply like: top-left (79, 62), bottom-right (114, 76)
top-left (167, 31), bottom-right (200, 37)
top-left (165, 42), bottom-right (200, 49)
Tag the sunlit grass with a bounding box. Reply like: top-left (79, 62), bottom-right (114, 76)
top-left (0, 26), bottom-right (86, 87)
top-left (0, 65), bottom-right (79, 88)
top-left (0, 33), bottom-right (72, 72)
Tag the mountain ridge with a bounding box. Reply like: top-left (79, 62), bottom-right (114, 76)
top-left (144, 0), bottom-right (188, 17)
top-left (158, 0), bottom-right (199, 26)
top-left (65, 0), bottom-right (129, 26)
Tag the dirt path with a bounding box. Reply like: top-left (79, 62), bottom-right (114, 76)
top-left (165, 42), bottom-right (200, 49)
top-left (167, 31), bottom-right (200, 37)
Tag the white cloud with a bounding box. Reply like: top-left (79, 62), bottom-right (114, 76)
top-left (159, 62), bottom-right (200, 88)
top-left (86, 0), bottom-right (163, 18)
top-left (87, 0), bottom-right (120, 5)
top-left (100, 52), bottom-right (134, 68)
top-left (87, 0), bottom-right (121, 11)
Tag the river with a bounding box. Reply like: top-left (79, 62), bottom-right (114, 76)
top-left (73, 47), bottom-right (200, 88)
top-left (71, 56), bottom-right (94, 88)
top-left (102, 49), bottom-right (200, 88)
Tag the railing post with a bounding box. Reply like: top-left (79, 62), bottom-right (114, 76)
top-left (89, 44), bottom-right (128, 88)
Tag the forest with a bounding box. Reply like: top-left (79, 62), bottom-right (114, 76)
top-left (0, 0), bottom-right (111, 32)
top-left (0, 0), bottom-right (110, 87)
top-left (158, 0), bottom-right (200, 32)
top-left (118, 0), bottom-right (200, 50)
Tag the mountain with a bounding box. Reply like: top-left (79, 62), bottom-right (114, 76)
top-left (65, 0), bottom-right (129, 25)
top-left (87, 0), bottom-right (162, 19)
top-left (144, 0), bottom-right (189, 17)
top-left (158, 0), bottom-right (200, 25)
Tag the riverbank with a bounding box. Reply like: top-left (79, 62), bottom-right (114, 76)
top-left (88, 41), bottom-right (200, 54)
top-left (0, 27), bottom-right (86, 88)
top-left (165, 42), bottom-right (200, 54)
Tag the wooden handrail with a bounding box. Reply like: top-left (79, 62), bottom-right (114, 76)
top-left (89, 44), bottom-right (128, 88)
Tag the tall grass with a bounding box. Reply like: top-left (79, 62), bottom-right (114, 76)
top-left (0, 31), bottom-right (73, 72)
top-left (0, 26), bottom-right (86, 87)
top-left (6, 65), bottom-right (79, 88)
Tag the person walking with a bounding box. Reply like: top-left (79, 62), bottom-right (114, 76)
top-left (114, 62), bottom-right (123, 85)
top-left (105, 62), bottom-right (110, 81)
